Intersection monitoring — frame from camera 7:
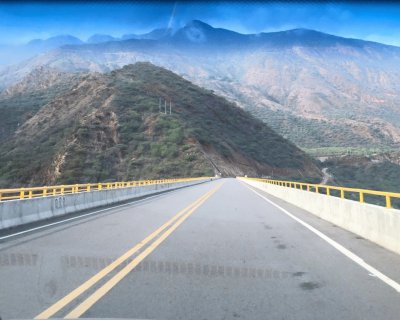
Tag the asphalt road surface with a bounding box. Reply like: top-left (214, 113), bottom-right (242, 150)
top-left (1, 178), bottom-right (400, 320)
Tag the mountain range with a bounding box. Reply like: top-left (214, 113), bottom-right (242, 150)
top-left (0, 63), bottom-right (321, 187)
top-left (1, 20), bottom-right (400, 151)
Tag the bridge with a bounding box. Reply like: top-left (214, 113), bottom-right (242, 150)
top-left (1, 177), bottom-right (400, 319)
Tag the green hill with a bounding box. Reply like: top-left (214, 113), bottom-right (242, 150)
top-left (0, 63), bottom-right (321, 187)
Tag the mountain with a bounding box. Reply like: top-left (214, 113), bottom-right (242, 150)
top-left (87, 34), bottom-right (117, 44)
top-left (121, 28), bottom-right (173, 41)
top-left (1, 21), bottom-right (400, 151)
top-left (139, 28), bottom-right (174, 40)
top-left (0, 66), bottom-right (84, 142)
top-left (0, 35), bottom-right (84, 67)
top-left (324, 153), bottom-right (400, 199)
top-left (26, 35), bottom-right (84, 49)
top-left (0, 63), bottom-right (321, 187)
top-left (121, 34), bottom-right (139, 40)
top-left (171, 20), bottom-right (247, 45)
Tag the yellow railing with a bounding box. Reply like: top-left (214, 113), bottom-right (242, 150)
top-left (0, 177), bottom-right (211, 202)
top-left (242, 177), bottom-right (400, 209)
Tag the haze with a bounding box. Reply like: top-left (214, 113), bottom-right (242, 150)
top-left (1, 2), bottom-right (400, 46)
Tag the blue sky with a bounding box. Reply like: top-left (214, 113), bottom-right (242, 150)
top-left (1, 2), bottom-right (400, 46)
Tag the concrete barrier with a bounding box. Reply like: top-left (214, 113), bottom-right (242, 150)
top-left (0, 179), bottom-right (212, 230)
top-left (239, 178), bottom-right (400, 255)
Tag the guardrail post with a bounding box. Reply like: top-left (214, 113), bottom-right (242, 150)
top-left (359, 192), bottom-right (364, 203)
top-left (19, 188), bottom-right (25, 199)
top-left (98, 183), bottom-right (102, 190)
top-left (0, 193), bottom-right (2, 201)
top-left (87, 185), bottom-right (91, 192)
top-left (326, 187), bottom-right (330, 196)
top-left (307, 185), bottom-right (310, 192)
top-left (340, 189), bottom-right (344, 199)
top-left (28, 190), bottom-right (33, 199)
top-left (75, 184), bottom-right (79, 193)
top-left (61, 186), bottom-right (65, 195)
top-left (386, 195), bottom-right (392, 209)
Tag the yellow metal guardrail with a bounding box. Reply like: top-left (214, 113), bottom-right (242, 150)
top-left (0, 177), bottom-right (212, 202)
top-left (243, 177), bottom-right (400, 209)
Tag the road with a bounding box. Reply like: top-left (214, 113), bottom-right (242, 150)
top-left (320, 167), bottom-right (333, 185)
top-left (1, 178), bottom-right (400, 320)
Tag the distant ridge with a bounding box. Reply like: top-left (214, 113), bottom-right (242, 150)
top-left (1, 20), bottom-right (400, 151)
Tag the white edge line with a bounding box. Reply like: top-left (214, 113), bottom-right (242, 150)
top-left (0, 184), bottom-right (203, 241)
top-left (241, 181), bottom-right (400, 293)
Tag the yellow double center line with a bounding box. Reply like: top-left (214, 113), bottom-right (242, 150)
top-left (35, 183), bottom-right (223, 319)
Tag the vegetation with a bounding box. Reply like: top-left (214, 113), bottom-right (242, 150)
top-left (0, 63), bottom-right (320, 187)
top-left (303, 146), bottom-right (398, 157)
top-left (324, 157), bottom-right (400, 208)
top-left (246, 107), bottom-right (398, 150)
top-left (0, 74), bottom-right (81, 142)
top-left (326, 159), bottom-right (400, 193)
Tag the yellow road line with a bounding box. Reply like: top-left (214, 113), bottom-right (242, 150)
top-left (34, 186), bottom-right (217, 320)
top-left (65, 183), bottom-right (223, 319)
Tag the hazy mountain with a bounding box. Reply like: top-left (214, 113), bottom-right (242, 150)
top-left (87, 34), bottom-right (117, 44)
top-left (0, 63), bottom-right (321, 187)
top-left (2, 21), bottom-right (400, 150)
top-left (26, 35), bottom-right (83, 49)
top-left (140, 28), bottom-right (174, 40)
top-left (0, 35), bottom-right (84, 67)
top-left (121, 28), bottom-right (173, 41)
top-left (121, 34), bottom-right (139, 40)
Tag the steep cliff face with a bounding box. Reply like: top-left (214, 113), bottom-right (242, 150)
top-left (0, 63), bottom-right (321, 187)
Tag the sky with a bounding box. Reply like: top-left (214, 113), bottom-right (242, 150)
top-left (1, 1), bottom-right (400, 46)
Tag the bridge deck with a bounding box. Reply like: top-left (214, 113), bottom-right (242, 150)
top-left (1, 178), bottom-right (400, 320)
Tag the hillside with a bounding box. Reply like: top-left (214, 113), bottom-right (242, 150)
top-left (0, 67), bottom-right (84, 142)
top-left (1, 21), bottom-right (400, 150)
top-left (0, 63), bottom-right (321, 187)
top-left (324, 152), bottom-right (400, 193)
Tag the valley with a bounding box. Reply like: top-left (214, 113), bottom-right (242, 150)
top-left (1, 20), bottom-right (399, 192)
top-left (2, 21), bottom-right (400, 151)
